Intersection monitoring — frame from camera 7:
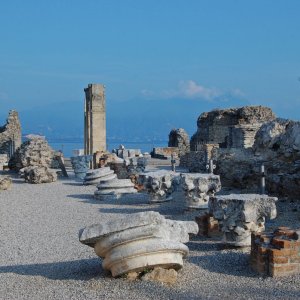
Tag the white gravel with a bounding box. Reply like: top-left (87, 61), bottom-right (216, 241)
top-left (0, 172), bottom-right (300, 300)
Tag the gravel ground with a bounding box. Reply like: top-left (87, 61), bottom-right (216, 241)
top-left (0, 171), bottom-right (300, 300)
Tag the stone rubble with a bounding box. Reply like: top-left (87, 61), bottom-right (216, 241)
top-left (70, 155), bottom-right (92, 179)
top-left (138, 170), bottom-right (180, 203)
top-left (209, 194), bottom-right (278, 247)
top-left (83, 167), bottom-right (116, 185)
top-left (23, 166), bottom-right (57, 184)
top-left (168, 128), bottom-right (190, 157)
top-left (79, 211), bottom-right (198, 277)
top-left (0, 176), bottom-right (12, 190)
top-left (181, 173), bottom-right (221, 209)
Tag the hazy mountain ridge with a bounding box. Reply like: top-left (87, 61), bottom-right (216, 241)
top-left (1, 97), bottom-right (250, 142)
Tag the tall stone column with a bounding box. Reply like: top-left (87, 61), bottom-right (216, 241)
top-left (84, 84), bottom-right (106, 155)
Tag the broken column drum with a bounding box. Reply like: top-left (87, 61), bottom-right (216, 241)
top-left (181, 173), bottom-right (221, 209)
top-left (94, 178), bottom-right (138, 200)
top-left (209, 194), bottom-right (277, 247)
top-left (70, 155), bottom-right (92, 179)
top-left (83, 167), bottom-right (116, 185)
top-left (79, 211), bottom-right (198, 277)
top-left (138, 170), bottom-right (179, 203)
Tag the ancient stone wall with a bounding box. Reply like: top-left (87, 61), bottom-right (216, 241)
top-left (168, 128), bottom-right (190, 156)
top-left (190, 106), bottom-right (275, 150)
top-left (0, 111), bottom-right (22, 157)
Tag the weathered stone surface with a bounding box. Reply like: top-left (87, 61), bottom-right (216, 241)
top-left (9, 135), bottom-right (55, 171)
top-left (94, 178), bottom-right (138, 200)
top-left (141, 267), bottom-right (178, 284)
top-left (79, 211), bottom-right (198, 277)
top-left (138, 170), bottom-right (180, 202)
top-left (190, 106), bottom-right (275, 150)
top-left (0, 154), bottom-right (8, 170)
top-left (0, 176), bottom-right (12, 190)
top-left (0, 110), bottom-right (22, 158)
top-left (168, 128), bottom-right (190, 157)
top-left (181, 173), bottom-right (221, 209)
top-left (209, 194), bottom-right (277, 247)
top-left (24, 166), bottom-right (57, 184)
top-left (83, 167), bottom-right (116, 185)
top-left (70, 155), bottom-right (92, 179)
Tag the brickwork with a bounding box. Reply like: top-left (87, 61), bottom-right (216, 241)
top-left (250, 227), bottom-right (300, 277)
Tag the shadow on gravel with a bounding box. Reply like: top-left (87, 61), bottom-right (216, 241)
top-left (187, 240), bottom-right (220, 252)
top-left (63, 182), bottom-right (84, 186)
top-left (188, 250), bottom-right (257, 278)
top-left (67, 194), bottom-right (95, 201)
top-left (0, 258), bottom-right (109, 281)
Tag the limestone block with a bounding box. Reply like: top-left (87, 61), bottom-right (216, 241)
top-left (94, 178), bottom-right (138, 200)
top-left (79, 211), bottom-right (198, 277)
top-left (209, 194), bottom-right (277, 247)
top-left (0, 176), bottom-right (12, 190)
top-left (181, 173), bottom-right (221, 209)
top-left (141, 267), bottom-right (178, 284)
top-left (24, 166), bottom-right (57, 184)
top-left (70, 155), bottom-right (92, 179)
top-left (83, 167), bottom-right (116, 185)
top-left (138, 170), bottom-right (180, 203)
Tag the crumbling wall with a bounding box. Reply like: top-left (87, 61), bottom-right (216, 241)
top-left (0, 110), bottom-right (22, 156)
top-left (190, 106), bottom-right (275, 150)
top-left (168, 128), bottom-right (190, 156)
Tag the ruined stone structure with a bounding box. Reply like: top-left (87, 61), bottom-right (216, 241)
top-left (0, 111), bottom-right (21, 158)
top-left (83, 167), bottom-right (116, 185)
top-left (209, 194), bottom-right (277, 247)
top-left (23, 166), bottom-right (57, 184)
top-left (79, 211), bottom-right (198, 277)
top-left (251, 227), bottom-right (300, 277)
top-left (138, 170), bottom-right (180, 203)
top-left (168, 128), bottom-right (190, 156)
top-left (84, 84), bottom-right (106, 155)
top-left (70, 155), bottom-right (92, 179)
top-left (0, 176), bottom-right (12, 190)
top-left (181, 173), bottom-right (221, 209)
top-left (190, 106), bottom-right (275, 150)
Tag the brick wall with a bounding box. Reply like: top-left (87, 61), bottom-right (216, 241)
top-left (250, 227), bottom-right (300, 277)
top-left (195, 213), bottom-right (221, 238)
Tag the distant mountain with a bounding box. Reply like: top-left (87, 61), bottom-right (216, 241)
top-left (1, 96), bottom-right (250, 142)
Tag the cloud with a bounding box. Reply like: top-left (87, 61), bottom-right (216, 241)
top-left (141, 80), bottom-right (245, 102)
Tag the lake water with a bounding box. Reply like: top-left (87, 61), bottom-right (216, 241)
top-left (48, 139), bottom-right (168, 157)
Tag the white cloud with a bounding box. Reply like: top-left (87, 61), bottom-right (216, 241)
top-left (141, 80), bottom-right (246, 102)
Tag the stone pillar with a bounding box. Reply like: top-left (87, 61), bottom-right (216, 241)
top-left (84, 84), bottom-right (106, 155)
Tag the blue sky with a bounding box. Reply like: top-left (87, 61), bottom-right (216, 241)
top-left (0, 0), bottom-right (300, 120)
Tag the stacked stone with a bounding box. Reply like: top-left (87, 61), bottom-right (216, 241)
top-left (195, 213), bottom-right (221, 238)
top-left (251, 227), bottom-right (300, 277)
top-left (70, 155), bottom-right (92, 179)
top-left (94, 178), bottom-right (138, 200)
top-left (209, 194), bottom-right (277, 247)
top-left (181, 173), bottom-right (221, 209)
top-left (9, 135), bottom-right (57, 184)
top-left (168, 128), bottom-right (190, 156)
top-left (79, 211), bottom-right (198, 277)
top-left (138, 170), bottom-right (180, 203)
top-left (83, 167), bottom-right (116, 185)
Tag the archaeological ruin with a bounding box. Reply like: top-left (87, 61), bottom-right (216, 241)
top-left (84, 84), bottom-right (106, 155)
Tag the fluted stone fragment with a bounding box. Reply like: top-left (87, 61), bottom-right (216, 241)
top-left (79, 211), bottom-right (198, 277)
top-left (209, 194), bottom-right (277, 247)
top-left (138, 170), bottom-right (179, 203)
top-left (83, 167), bottom-right (116, 185)
top-left (181, 173), bottom-right (221, 209)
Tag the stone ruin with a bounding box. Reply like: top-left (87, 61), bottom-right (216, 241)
top-left (180, 105), bottom-right (300, 197)
top-left (9, 135), bottom-right (57, 184)
top-left (168, 128), bottom-right (190, 156)
top-left (79, 211), bottom-right (198, 278)
top-left (0, 176), bottom-right (12, 190)
top-left (83, 167), bottom-right (117, 185)
top-left (209, 194), bottom-right (277, 247)
top-left (70, 155), bottom-right (92, 179)
top-left (190, 106), bottom-right (275, 150)
top-left (181, 173), bottom-right (221, 209)
top-left (0, 110), bottom-right (21, 159)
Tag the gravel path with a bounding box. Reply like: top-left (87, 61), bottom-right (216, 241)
top-left (0, 173), bottom-right (300, 300)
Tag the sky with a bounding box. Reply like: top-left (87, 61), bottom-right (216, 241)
top-left (0, 0), bottom-right (300, 123)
